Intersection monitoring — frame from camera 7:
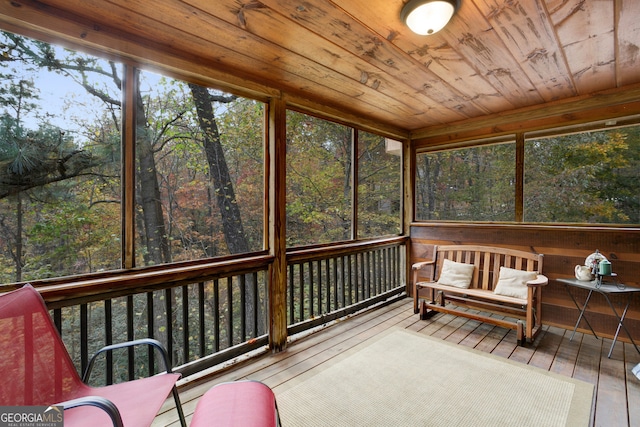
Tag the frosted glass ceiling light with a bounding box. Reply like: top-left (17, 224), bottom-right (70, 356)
top-left (401, 0), bottom-right (460, 35)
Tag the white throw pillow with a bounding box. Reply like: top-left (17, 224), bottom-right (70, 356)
top-left (437, 259), bottom-right (475, 289)
top-left (493, 267), bottom-right (538, 299)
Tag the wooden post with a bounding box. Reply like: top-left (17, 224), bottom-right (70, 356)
top-left (268, 96), bottom-right (288, 351)
top-left (121, 65), bottom-right (137, 269)
top-left (404, 137), bottom-right (413, 295)
top-left (515, 133), bottom-right (524, 222)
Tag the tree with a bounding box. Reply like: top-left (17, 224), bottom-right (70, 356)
top-left (416, 144), bottom-right (514, 221)
top-left (0, 41), bottom-right (104, 281)
top-left (189, 84), bottom-right (249, 255)
top-left (286, 112), bottom-right (353, 246)
top-left (415, 128), bottom-right (639, 224)
top-left (525, 128), bottom-right (638, 223)
top-left (357, 132), bottom-right (401, 237)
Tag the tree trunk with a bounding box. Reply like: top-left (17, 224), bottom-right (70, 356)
top-left (136, 76), bottom-right (171, 265)
top-left (189, 84), bottom-right (255, 334)
top-left (188, 84), bottom-right (249, 255)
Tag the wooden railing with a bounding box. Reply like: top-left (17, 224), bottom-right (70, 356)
top-left (3, 237), bottom-right (407, 385)
top-left (286, 237), bottom-right (407, 335)
top-left (21, 254), bottom-right (274, 382)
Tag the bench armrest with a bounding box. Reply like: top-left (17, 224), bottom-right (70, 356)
top-left (412, 260), bottom-right (435, 271)
top-left (527, 274), bottom-right (549, 287)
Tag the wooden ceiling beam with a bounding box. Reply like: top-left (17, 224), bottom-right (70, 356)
top-left (412, 83), bottom-right (640, 148)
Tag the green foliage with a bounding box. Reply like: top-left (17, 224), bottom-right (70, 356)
top-left (286, 111), bottom-right (353, 246)
top-left (357, 132), bottom-right (401, 237)
top-left (525, 128), bottom-right (639, 223)
top-left (416, 127), bottom-right (639, 224)
top-left (416, 143), bottom-right (515, 221)
top-left (0, 30), bottom-right (121, 283)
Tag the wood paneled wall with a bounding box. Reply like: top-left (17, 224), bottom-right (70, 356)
top-left (410, 223), bottom-right (640, 343)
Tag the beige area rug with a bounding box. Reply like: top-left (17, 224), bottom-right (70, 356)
top-left (276, 328), bottom-right (594, 427)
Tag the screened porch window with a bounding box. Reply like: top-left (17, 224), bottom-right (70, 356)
top-left (524, 125), bottom-right (640, 224)
top-left (415, 143), bottom-right (515, 221)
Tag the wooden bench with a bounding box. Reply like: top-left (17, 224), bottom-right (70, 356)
top-left (413, 245), bottom-right (548, 345)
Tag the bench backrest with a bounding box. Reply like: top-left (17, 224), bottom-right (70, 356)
top-left (433, 245), bottom-right (544, 291)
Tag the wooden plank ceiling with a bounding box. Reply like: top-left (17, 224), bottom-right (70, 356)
top-left (0, 0), bottom-right (639, 135)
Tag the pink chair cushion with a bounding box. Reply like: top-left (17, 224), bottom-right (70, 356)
top-left (63, 373), bottom-right (181, 427)
top-left (190, 381), bottom-right (278, 427)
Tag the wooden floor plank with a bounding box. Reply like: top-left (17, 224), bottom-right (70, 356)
top-left (595, 340), bottom-right (629, 427)
top-left (152, 297), bottom-right (636, 427)
top-left (444, 312), bottom-right (483, 345)
top-left (549, 331), bottom-right (582, 377)
top-left (528, 325), bottom-right (565, 370)
top-left (625, 343), bottom-right (640, 427)
top-left (458, 318), bottom-right (495, 349)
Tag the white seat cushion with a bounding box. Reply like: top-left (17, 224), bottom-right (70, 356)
top-left (493, 267), bottom-right (537, 299)
top-left (437, 259), bottom-right (475, 289)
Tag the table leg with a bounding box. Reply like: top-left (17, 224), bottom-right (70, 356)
top-left (602, 293), bottom-right (640, 358)
top-left (566, 286), bottom-right (598, 341)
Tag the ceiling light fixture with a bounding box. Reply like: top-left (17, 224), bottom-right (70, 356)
top-left (401, 0), bottom-right (460, 36)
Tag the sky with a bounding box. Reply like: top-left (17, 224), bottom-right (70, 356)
top-left (8, 58), bottom-right (164, 144)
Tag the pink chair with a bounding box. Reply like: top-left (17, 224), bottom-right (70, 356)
top-left (0, 284), bottom-right (186, 427)
top-left (190, 381), bottom-right (280, 427)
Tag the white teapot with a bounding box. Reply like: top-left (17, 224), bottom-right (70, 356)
top-left (575, 265), bottom-right (593, 281)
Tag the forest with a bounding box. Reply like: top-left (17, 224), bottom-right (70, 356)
top-left (0, 30), bottom-right (402, 379)
top-left (1, 27), bottom-right (637, 286)
top-left (0, 31), bottom-right (402, 285)
top-left (415, 127), bottom-right (640, 224)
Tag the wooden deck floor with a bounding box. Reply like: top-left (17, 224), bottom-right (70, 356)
top-left (154, 297), bottom-right (640, 427)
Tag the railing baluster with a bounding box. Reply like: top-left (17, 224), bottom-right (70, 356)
top-left (240, 274), bottom-right (247, 342)
top-left (335, 258), bottom-right (341, 309)
top-left (340, 256), bottom-right (345, 308)
top-left (316, 260), bottom-right (322, 316)
top-left (226, 277), bottom-right (233, 348)
top-left (383, 247), bottom-right (388, 292)
top-left (299, 263), bottom-right (305, 322)
top-left (80, 303), bottom-right (88, 376)
top-left (253, 272), bottom-right (260, 337)
top-left (105, 299), bottom-right (113, 384)
top-left (366, 251), bottom-right (373, 297)
top-left (165, 288), bottom-right (174, 369)
top-left (355, 253), bottom-right (361, 303)
top-left (182, 285), bottom-right (189, 365)
top-left (376, 249), bottom-right (381, 294)
top-left (198, 282), bottom-right (205, 358)
top-left (53, 308), bottom-right (62, 335)
top-left (127, 295), bottom-right (134, 381)
top-left (391, 246), bottom-right (397, 288)
top-left (323, 259), bottom-right (329, 314)
top-left (288, 264), bottom-right (295, 325)
top-left (214, 279), bottom-right (220, 353)
top-left (147, 292), bottom-right (154, 376)
top-left (309, 261), bottom-right (314, 318)
top-left (347, 255), bottom-right (353, 306)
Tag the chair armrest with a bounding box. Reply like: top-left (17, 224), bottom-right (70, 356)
top-left (60, 396), bottom-right (124, 427)
top-left (83, 338), bottom-right (174, 383)
top-left (527, 274), bottom-right (549, 287)
top-left (412, 260), bottom-right (435, 271)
